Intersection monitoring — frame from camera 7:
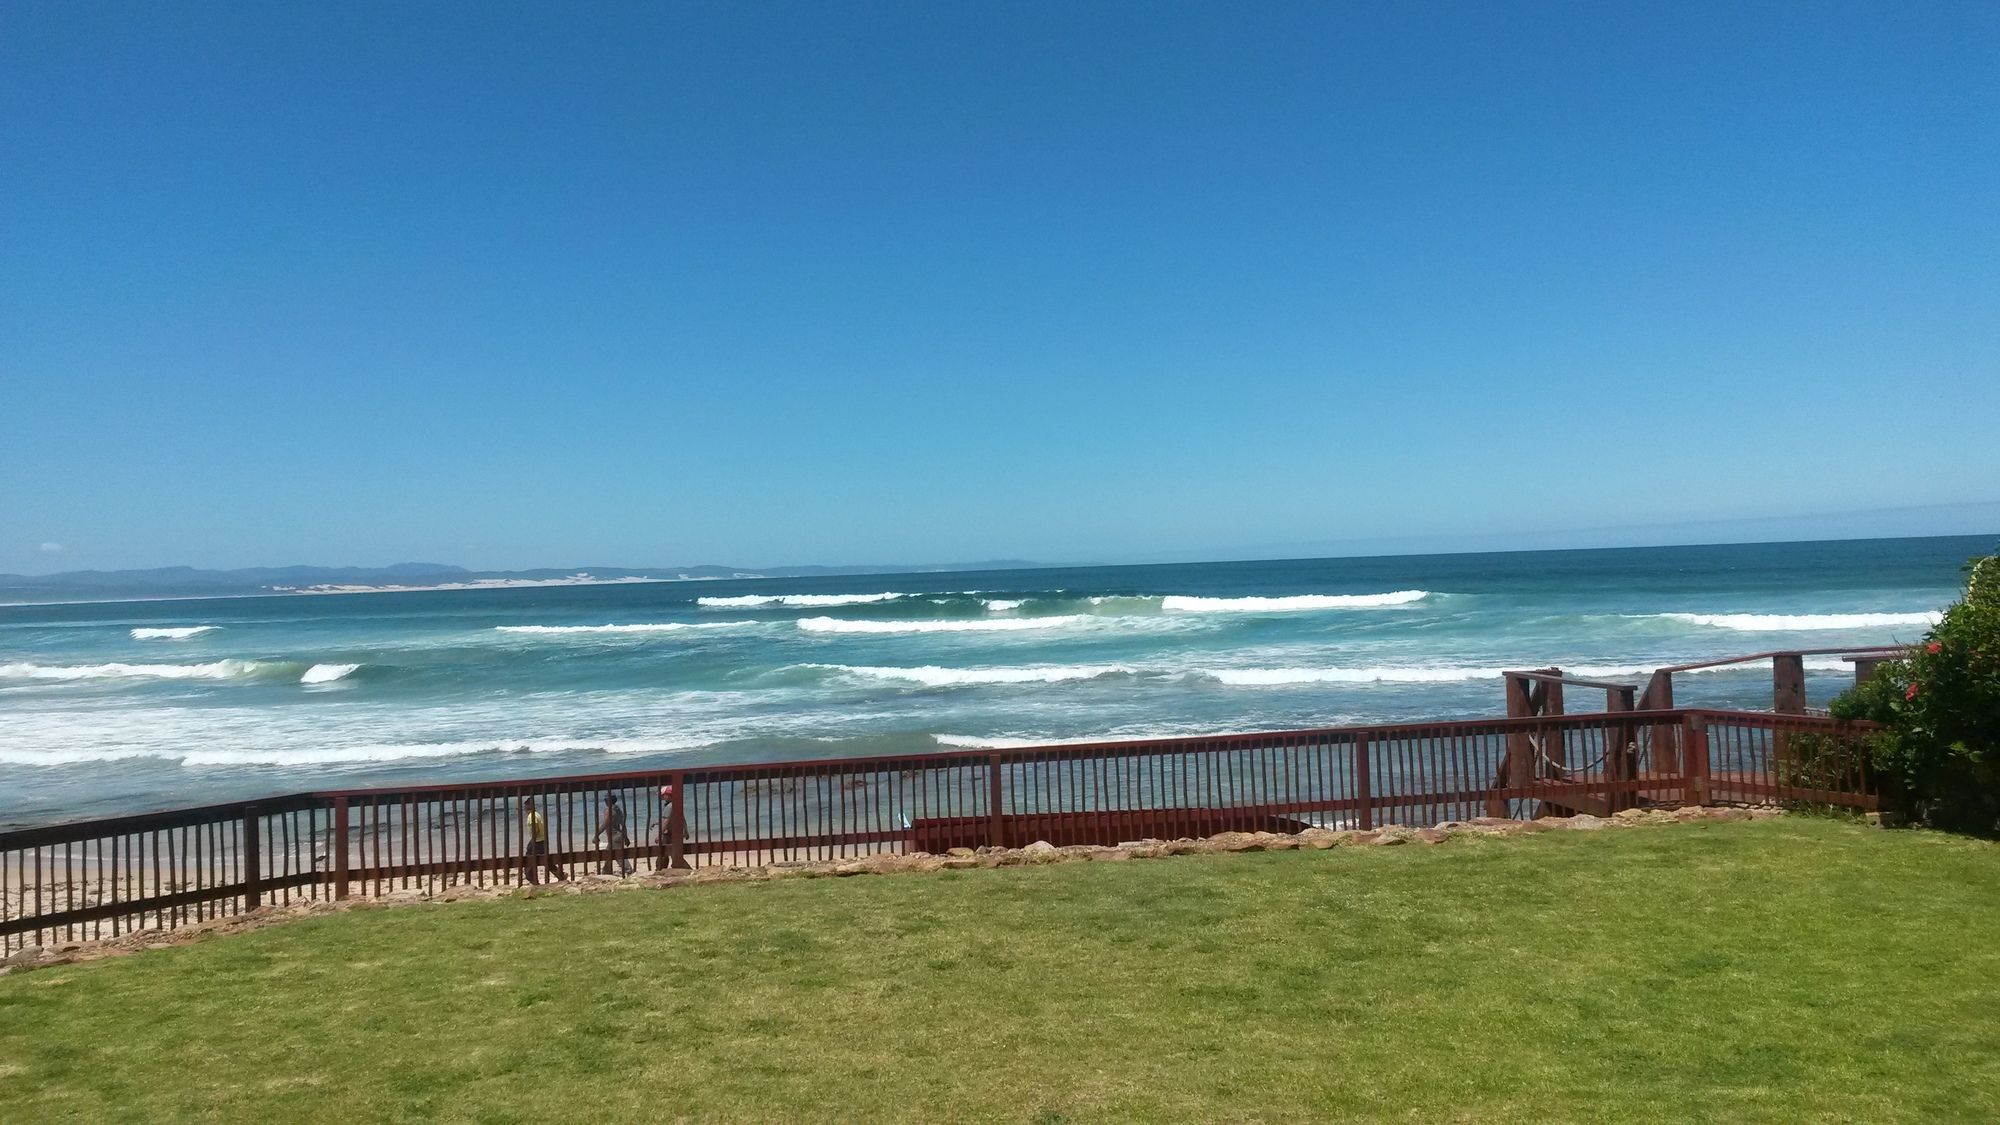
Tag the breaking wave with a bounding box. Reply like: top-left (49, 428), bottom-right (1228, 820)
top-left (982, 599), bottom-right (1025, 612)
top-left (1653, 611), bottom-right (1941, 631)
top-left (496, 622), bottom-right (758, 635)
top-left (1203, 665), bottom-right (1503, 685)
top-left (177, 735), bottom-right (711, 767)
top-left (0, 659), bottom-right (277, 682)
top-left (1201, 657), bottom-right (1856, 686)
top-left (797, 615), bottom-right (1091, 635)
top-left (300, 663), bottom-right (361, 684)
top-left (130, 626), bottom-right (220, 640)
top-left (1161, 591), bottom-right (1431, 612)
top-left (698, 593), bottom-right (907, 608)
top-left (932, 731), bottom-right (1188, 750)
top-left (807, 663), bottom-right (1136, 686)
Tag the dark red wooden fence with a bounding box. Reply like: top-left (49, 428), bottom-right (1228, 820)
top-left (0, 708), bottom-right (1876, 956)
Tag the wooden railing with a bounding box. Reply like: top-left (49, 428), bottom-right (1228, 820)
top-left (0, 708), bottom-right (1878, 956)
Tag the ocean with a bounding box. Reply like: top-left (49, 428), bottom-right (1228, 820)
top-left (1, 535), bottom-right (1983, 827)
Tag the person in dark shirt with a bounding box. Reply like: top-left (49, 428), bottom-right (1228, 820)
top-left (592, 793), bottom-right (634, 876)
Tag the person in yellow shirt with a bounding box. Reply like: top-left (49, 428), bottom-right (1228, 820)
top-left (520, 796), bottom-right (567, 884)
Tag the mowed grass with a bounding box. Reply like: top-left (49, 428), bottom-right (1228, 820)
top-left (2, 820), bottom-right (1998, 1123)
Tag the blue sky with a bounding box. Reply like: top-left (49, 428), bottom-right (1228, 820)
top-left (3, 2), bottom-right (1995, 572)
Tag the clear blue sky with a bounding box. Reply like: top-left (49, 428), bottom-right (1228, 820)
top-left (4, 2), bottom-right (1996, 572)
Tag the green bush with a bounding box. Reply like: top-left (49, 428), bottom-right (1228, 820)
top-left (1829, 554), bottom-right (2000, 835)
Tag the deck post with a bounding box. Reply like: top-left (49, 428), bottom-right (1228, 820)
top-left (1355, 734), bottom-right (1373, 830)
top-left (1492, 675), bottom-right (1533, 816)
top-left (331, 797), bottom-right (350, 900)
top-left (1682, 713), bottom-right (1711, 806)
top-left (1849, 655), bottom-right (1891, 687)
top-left (987, 752), bottom-right (1007, 847)
top-left (1605, 687), bottom-right (1637, 812)
top-left (1772, 653), bottom-right (1806, 766)
top-left (666, 771), bottom-right (690, 869)
top-left (242, 805), bottom-right (261, 910)
top-left (1772, 653), bottom-right (1807, 714)
top-left (1642, 670), bottom-right (1678, 774)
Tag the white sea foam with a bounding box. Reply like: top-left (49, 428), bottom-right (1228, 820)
top-left (1205, 657), bottom-right (1857, 687)
top-left (932, 732), bottom-right (1177, 750)
top-left (1568, 658), bottom-right (1852, 677)
top-left (811, 663), bottom-right (1136, 686)
top-left (1161, 591), bottom-right (1431, 612)
top-left (982, 599), bottom-right (1025, 612)
top-left (1204, 665), bottom-right (1506, 685)
top-left (0, 746), bottom-right (172, 766)
top-left (797, 615), bottom-right (1091, 635)
top-left (0, 659), bottom-right (273, 682)
top-left (698, 593), bottom-right (907, 608)
top-left (176, 735), bottom-right (711, 767)
top-left (496, 622), bottom-right (756, 635)
top-left (300, 663), bottom-right (360, 684)
top-left (1653, 611), bottom-right (1941, 632)
top-left (130, 626), bottom-right (219, 640)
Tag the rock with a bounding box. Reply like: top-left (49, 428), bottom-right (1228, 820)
top-left (940, 857), bottom-right (979, 870)
top-left (946, 847), bottom-right (976, 858)
top-left (1708, 807), bottom-right (1753, 822)
top-left (1296, 829), bottom-right (1342, 850)
top-left (1413, 828), bottom-right (1449, 843)
top-left (1614, 808), bottom-right (1651, 821)
top-left (1090, 847), bottom-right (1133, 861)
top-left (3, 945), bottom-right (46, 967)
top-left (1367, 832), bottom-right (1407, 846)
top-left (1564, 815), bottom-right (1609, 831)
top-left (1021, 841), bottom-right (1061, 864)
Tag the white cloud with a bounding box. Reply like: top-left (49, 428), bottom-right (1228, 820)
top-left (38, 542), bottom-right (64, 553)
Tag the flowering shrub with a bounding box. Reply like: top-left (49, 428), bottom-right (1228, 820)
top-left (1830, 554), bottom-right (2000, 834)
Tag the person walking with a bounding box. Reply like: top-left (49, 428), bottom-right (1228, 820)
top-left (592, 793), bottom-right (634, 876)
top-left (521, 796), bottom-right (566, 884)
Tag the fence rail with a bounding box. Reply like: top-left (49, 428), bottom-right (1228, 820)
top-left (0, 708), bottom-right (1879, 955)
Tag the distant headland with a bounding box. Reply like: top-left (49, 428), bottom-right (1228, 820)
top-left (0, 560), bottom-right (1047, 604)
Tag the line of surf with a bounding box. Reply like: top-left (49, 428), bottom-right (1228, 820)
top-left (0, 659), bottom-right (369, 685)
top-left (797, 615), bottom-right (1091, 635)
top-left (496, 622), bottom-right (759, 635)
top-left (805, 663), bottom-right (1136, 686)
top-left (698, 593), bottom-right (909, 608)
top-left (130, 626), bottom-right (220, 640)
top-left (1649, 611), bottom-right (1941, 631)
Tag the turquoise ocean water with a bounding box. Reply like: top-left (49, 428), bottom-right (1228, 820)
top-left (1, 536), bottom-right (1985, 826)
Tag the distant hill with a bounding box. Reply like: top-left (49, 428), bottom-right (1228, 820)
top-left (0, 560), bottom-right (1047, 602)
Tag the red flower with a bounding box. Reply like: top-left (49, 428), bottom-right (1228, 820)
top-left (1905, 683), bottom-right (1921, 701)
top-left (1926, 642), bottom-right (1942, 655)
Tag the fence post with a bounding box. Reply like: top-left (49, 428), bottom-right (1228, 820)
top-left (332, 797), bottom-right (350, 900)
top-left (1606, 688), bottom-right (1636, 813)
top-left (1355, 734), bottom-right (1373, 831)
top-left (242, 805), bottom-right (262, 910)
top-left (666, 771), bottom-right (690, 869)
top-left (988, 751), bottom-right (1006, 847)
top-left (1682, 713), bottom-right (1711, 807)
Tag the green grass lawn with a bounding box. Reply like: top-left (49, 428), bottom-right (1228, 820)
top-left (2, 819), bottom-right (1997, 1123)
